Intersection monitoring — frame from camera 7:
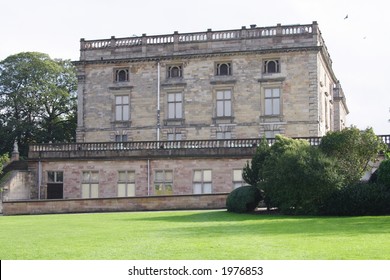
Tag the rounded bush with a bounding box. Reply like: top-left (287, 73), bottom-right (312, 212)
top-left (377, 159), bottom-right (390, 187)
top-left (226, 185), bottom-right (262, 213)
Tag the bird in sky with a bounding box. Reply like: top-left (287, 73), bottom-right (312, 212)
top-left (344, 14), bottom-right (349, 19)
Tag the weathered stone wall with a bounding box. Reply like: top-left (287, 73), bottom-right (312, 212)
top-left (31, 157), bottom-right (248, 199)
top-left (2, 193), bottom-right (228, 215)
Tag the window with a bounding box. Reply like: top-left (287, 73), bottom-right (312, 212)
top-left (115, 95), bottom-right (130, 121)
top-left (118, 171), bottom-right (135, 197)
top-left (154, 170), bottom-right (173, 195)
top-left (216, 131), bottom-right (231, 139)
top-left (265, 130), bottom-right (281, 138)
top-left (193, 170), bottom-right (212, 194)
top-left (167, 132), bottom-right (182, 141)
top-left (263, 60), bottom-right (280, 74)
top-left (115, 135), bottom-right (128, 142)
top-left (216, 90), bottom-right (232, 117)
top-left (115, 68), bottom-right (129, 82)
top-left (264, 88), bottom-right (280, 115)
top-left (167, 65), bottom-right (182, 78)
top-left (48, 171), bottom-right (63, 183)
top-left (81, 171), bottom-right (99, 198)
top-left (216, 62), bottom-right (232, 76)
top-left (233, 169), bottom-right (244, 189)
top-left (167, 93), bottom-right (183, 119)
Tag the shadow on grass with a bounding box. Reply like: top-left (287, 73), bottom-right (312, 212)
top-left (126, 210), bottom-right (390, 237)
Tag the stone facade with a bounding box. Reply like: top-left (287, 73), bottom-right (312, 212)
top-left (18, 22), bottom-right (350, 212)
top-left (75, 22), bottom-right (348, 143)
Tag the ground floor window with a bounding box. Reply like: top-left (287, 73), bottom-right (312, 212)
top-left (47, 171), bottom-right (63, 199)
top-left (233, 169), bottom-right (245, 189)
top-left (154, 170), bottom-right (173, 195)
top-left (118, 170), bottom-right (135, 197)
top-left (81, 171), bottom-right (99, 198)
top-left (193, 170), bottom-right (212, 194)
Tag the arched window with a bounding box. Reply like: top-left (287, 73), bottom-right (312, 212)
top-left (115, 69), bottom-right (129, 82)
top-left (263, 60), bottom-right (280, 74)
top-left (168, 65), bottom-right (182, 78)
top-left (216, 62), bottom-right (231, 76)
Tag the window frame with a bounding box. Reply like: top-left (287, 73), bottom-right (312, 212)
top-left (81, 171), bottom-right (99, 198)
top-left (114, 68), bottom-right (129, 82)
top-left (215, 89), bottom-right (233, 118)
top-left (264, 87), bottom-right (281, 116)
top-left (117, 170), bottom-right (136, 197)
top-left (114, 94), bottom-right (130, 122)
top-left (154, 170), bottom-right (173, 195)
top-left (263, 59), bottom-right (280, 74)
top-left (167, 65), bottom-right (183, 79)
top-left (167, 92), bottom-right (183, 119)
top-left (192, 169), bottom-right (212, 194)
top-left (215, 62), bottom-right (232, 76)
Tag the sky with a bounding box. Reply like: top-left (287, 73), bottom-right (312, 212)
top-left (1, 0), bottom-right (389, 134)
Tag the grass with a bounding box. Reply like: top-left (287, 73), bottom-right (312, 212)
top-left (0, 210), bottom-right (389, 260)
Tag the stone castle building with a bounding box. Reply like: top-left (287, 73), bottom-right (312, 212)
top-left (19, 22), bottom-right (350, 204)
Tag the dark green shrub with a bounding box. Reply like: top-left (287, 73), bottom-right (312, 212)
top-left (226, 185), bottom-right (262, 213)
top-left (377, 159), bottom-right (390, 187)
top-left (262, 137), bottom-right (344, 215)
top-left (321, 183), bottom-right (390, 216)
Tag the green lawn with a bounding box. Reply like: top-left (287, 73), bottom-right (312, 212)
top-left (0, 210), bottom-right (389, 260)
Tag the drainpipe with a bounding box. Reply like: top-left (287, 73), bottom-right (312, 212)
top-left (147, 159), bottom-right (151, 196)
top-left (157, 60), bottom-right (161, 141)
top-left (38, 160), bottom-right (42, 200)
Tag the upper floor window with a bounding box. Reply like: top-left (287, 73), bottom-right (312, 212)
top-left (167, 93), bottom-right (183, 119)
top-left (115, 95), bottom-right (130, 121)
top-left (216, 90), bottom-right (232, 117)
top-left (115, 134), bottom-right (128, 142)
top-left (216, 62), bottom-right (232, 76)
top-left (264, 88), bottom-right (280, 116)
top-left (216, 131), bottom-right (231, 140)
top-left (167, 132), bottom-right (182, 141)
top-left (263, 60), bottom-right (280, 74)
top-left (167, 65), bottom-right (182, 78)
top-left (115, 68), bottom-right (129, 82)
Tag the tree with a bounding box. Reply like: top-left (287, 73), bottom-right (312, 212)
top-left (242, 136), bottom-right (270, 187)
top-left (0, 153), bottom-right (9, 175)
top-left (0, 52), bottom-right (77, 156)
top-left (262, 136), bottom-right (344, 214)
top-left (319, 127), bottom-right (386, 187)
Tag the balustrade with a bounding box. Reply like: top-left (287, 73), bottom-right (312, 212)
top-left (80, 23), bottom-right (317, 50)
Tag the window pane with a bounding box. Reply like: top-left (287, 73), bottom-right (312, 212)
top-left (217, 101), bottom-right (224, 116)
top-left (203, 183), bottom-right (212, 194)
top-left (165, 184), bottom-right (173, 194)
top-left (168, 103), bottom-right (175, 118)
top-left (273, 99), bottom-right (280, 114)
top-left (128, 171), bottom-right (135, 182)
top-left (91, 172), bottom-right (99, 182)
top-left (127, 184), bottom-right (135, 196)
top-left (116, 105), bottom-right (122, 121)
top-left (265, 99), bottom-right (272, 115)
top-left (48, 172), bottom-right (55, 183)
top-left (155, 171), bottom-right (164, 181)
top-left (233, 169), bottom-right (242, 181)
top-left (81, 184), bottom-right (90, 198)
top-left (118, 183), bottom-right (126, 197)
top-left (115, 96), bottom-right (122, 104)
top-left (56, 172), bottom-right (63, 182)
top-left (193, 183), bottom-right (202, 194)
top-left (175, 93), bottom-right (182, 101)
top-left (265, 89), bottom-right (272, 98)
top-left (118, 171), bottom-right (127, 181)
top-left (273, 88), bottom-right (280, 97)
top-left (122, 96), bottom-right (129, 104)
top-left (175, 103), bottom-right (182, 118)
top-left (123, 106), bottom-right (129, 120)
top-left (168, 93), bottom-right (175, 102)
top-left (217, 91), bottom-right (224, 100)
top-left (225, 100), bottom-right (231, 116)
top-left (82, 172), bottom-right (90, 182)
top-left (165, 171), bottom-right (173, 181)
top-left (193, 171), bottom-right (202, 181)
top-left (90, 184), bottom-right (99, 198)
top-left (224, 90), bottom-right (231, 99)
top-left (203, 170), bottom-right (212, 181)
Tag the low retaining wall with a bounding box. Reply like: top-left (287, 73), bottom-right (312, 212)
top-left (2, 193), bottom-right (229, 215)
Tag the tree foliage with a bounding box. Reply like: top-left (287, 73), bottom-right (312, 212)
top-left (0, 52), bottom-right (77, 156)
top-left (242, 137), bottom-right (270, 186)
top-left (262, 136), bottom-right (343, 214)
top-left (226, 185), bottom-right (262, 213)
top-left (0, 153), bottom-right (9, 175)
top-left (319, 127), bottom-right (386, 186)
